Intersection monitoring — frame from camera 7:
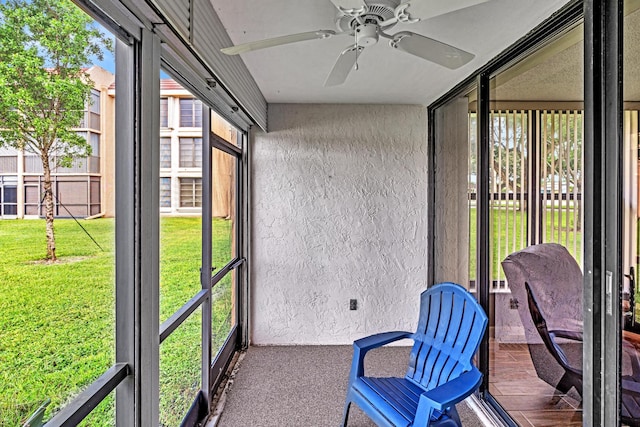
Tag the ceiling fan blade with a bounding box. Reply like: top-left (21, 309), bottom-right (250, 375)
top-left (391, 32), bottom-right (474, 69)
top-left (324, 45), bottom-right (364, 87)
top-left (400, 0), bottom-right (489, 21)
top-left (329, 0), bottom-right (366, 12)
top-left (221, 30), bottom-right (339, 55)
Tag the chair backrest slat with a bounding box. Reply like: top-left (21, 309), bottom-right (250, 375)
top-left (406, 282), bottom-right (488, 391)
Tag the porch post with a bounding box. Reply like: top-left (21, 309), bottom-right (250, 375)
top-left (115, 27), bottom-right (161, 426)
top-left (137, 27), bottom-right (161, 426)
top-left (201, 105), bottom-right (213, 409)
top-left (114, 34), bottom-right (136, 427)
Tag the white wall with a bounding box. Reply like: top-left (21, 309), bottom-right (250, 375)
top-left (250, 104), bottom-right (428, 345)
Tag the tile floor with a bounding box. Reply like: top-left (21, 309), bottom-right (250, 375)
top-left (489, 340), bottom-right (582, 426)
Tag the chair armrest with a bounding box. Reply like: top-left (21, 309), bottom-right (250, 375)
top-left (549, 330), bottom-right (582, 341)
top-left (413, 367), bottom-right (482, 425)
top-left (354, 331), bottom-right (414, 352)
top-left (348, 331), bottom-right (414, 384)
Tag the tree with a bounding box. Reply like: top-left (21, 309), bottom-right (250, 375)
top-left (0, 0), bottom-right (112, 261)
top-left (490, 111), bottom-right (528, 211)
top-left (540, 111), bottom-right (583, 231)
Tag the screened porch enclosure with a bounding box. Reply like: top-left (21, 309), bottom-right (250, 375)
top-left (21, 0), bottom-right (640, 425)
top-left (27, 0), bottom-right (254, 419)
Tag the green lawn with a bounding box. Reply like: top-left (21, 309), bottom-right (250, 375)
top-left (0, 217), bottom-right (233, 426)
top-left (0, 206), bottom-right (605, 425)
top-left (468, 204), bottom-right (583, 280)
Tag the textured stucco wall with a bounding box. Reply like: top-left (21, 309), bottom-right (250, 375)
top-left (251, 104), bottom-right (428, 345)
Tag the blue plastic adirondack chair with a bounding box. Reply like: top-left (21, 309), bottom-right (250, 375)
top-left (342, 282), bottom-right (488, 427)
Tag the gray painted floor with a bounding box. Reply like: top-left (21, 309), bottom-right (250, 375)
top-left (214, 345), bottom-right (486, 427)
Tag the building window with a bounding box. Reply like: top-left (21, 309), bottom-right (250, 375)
top-left (62, 132), bottom-right (100, 173)
top-left (179, 178), bottom-right (201, 207)
top-left (179, 98), bottom-right (202, 128)
top-left (90, 88), bottom-right (100, 114)
top-left (89, 177), bottom-right (100, 216)
top-left (24, 154), bottom-right (44, 173)
top-left (0, 176), bottom-right (18, 216)
top-left (23, 177), bottom-right (40, 215)
top-left (160, 177), bottom-right (171, 208)
top-left (0, 156), bottom-right (18, 173)
top-left (179, 137), bottom-right (202, 168)
top-left (160, 97), bottom-right (168, 128)
top-left (160, 137), bottom-right (171, 169)
top-left (82, 88), bottom-right (101, 130)
top-left (88, 132), bottom-right (100, 153)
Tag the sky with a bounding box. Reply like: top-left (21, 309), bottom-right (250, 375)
top-left (0, 0), bottom-right (116, 73)
top-left (90, 24), bottom-right (116, 73)
top-left (89, 22), bottom-right (169, 78)
top-left (0, 2), bottom-right (168, 78)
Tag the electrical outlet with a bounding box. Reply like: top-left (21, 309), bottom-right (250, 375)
top-left (349, 299), bottom-right (358, 310)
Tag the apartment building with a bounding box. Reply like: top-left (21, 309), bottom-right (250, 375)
top-left (0, 68), bottom-right (234, 219)
top-left (152, 79), bottom-right (236, 217)
top-left (0, 65), bottom-right (114, 219)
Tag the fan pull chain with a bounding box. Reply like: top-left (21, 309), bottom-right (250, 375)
top-left (354, 30), bottom-right (359, 71)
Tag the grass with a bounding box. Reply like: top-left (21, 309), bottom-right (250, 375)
top-left (0, 217), bottom-right (233, 426)
top-left (157, 217), bottom-right (233, 427)
top-left (468, 203), bottom-right (583, 280)
top-left (0, 205), bottom-right (614, 424)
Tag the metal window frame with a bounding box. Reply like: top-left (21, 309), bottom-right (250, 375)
top-left (425, 1), bottom-right (633, 426)
top-left (168, 106), bottom-right (246, 425)
top-left (45, 39), bottom-right (248, 427)
top-left (45, 28), bottom-right (162, 427)
top-left (45, 364), bottom-right (129, 426)
top-left (584, 0), bottom-right (623, 425)
top-left (137, 28), bottom-right (162, 426)
top-left (476, 71), bottom-right (492, 399)
top-left (41, 0), bottom-right (251, 424)
top-left (201, 105), bottom-right (214, 413)
top-left (240, 130), bottom-right (250, 348)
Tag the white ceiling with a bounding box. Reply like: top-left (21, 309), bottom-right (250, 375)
top-left (211, 0), bottom-right (573, 106)
top-left (492, 2), bottom-right (640, 102)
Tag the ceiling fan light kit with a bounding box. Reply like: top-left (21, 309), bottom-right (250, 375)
top-left (221, 0), bottom-right (484, 86)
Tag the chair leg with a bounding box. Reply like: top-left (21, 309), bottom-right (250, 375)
top-left (555, 371), bottom-right (582, 397)
top-left (555, 373), bottom-right (572, 394)
top-left (431, 406), bottom-right (462, 427)
top-left (341, 401), bottom-right (351, 427)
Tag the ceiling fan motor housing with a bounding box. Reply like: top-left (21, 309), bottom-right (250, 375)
top-left (336, 0), bottom-right (401, 32)
top-left (355, 23), bottom-right (379, 45)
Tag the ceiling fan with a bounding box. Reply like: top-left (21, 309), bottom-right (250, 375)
top-left (221, 0), bottom-right (487, 86)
